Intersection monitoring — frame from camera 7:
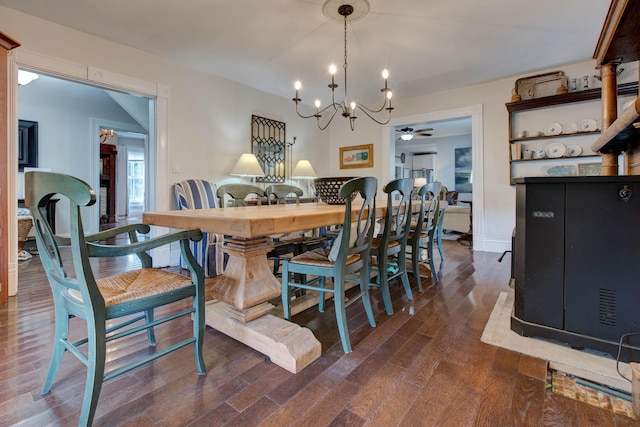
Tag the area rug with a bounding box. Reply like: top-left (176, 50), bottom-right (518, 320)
top-left (481, 291), bottom-right (633, 394)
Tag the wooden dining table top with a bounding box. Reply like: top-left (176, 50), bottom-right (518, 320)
top-left (143, 202), bottom-right (388, 239)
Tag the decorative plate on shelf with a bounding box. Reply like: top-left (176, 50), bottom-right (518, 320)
top-left (545, 142), bottom-right (566, 158)
top-left (544, 122), bottom-right (563, 136)
top-left (566, 144), bottom-right (582, 157)
top-left (563, 122), bottom-right (578, 134)
top-left (578, 119), bottom-right (597, 132)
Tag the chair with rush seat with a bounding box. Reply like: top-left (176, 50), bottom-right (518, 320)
top-left (407, 181), bottom-right (441, 288)
top-left (368, 178), bottom-right (414, 315)
top-left (281, 177), bottom-right (378, 353)
top-left (27, 171), bottom-right (206, 427)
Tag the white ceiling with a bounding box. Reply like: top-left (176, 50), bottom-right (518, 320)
top-left (1, 0), bottom-right (612, 106)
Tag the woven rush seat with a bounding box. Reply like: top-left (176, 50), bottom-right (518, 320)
top-left (68, 269), bottom-right (193, 306)
top-left (370, 237), bottom-right (400, 251)
top-left (290, 247), bottom-right (361, 267)
top-left (407, 231), bottom-right (429, 241)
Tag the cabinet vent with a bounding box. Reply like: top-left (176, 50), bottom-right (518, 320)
top-left (598, 288), bottom-right (617, 327)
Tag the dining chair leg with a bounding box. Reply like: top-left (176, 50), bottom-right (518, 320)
top-left (398, 260), bottom-right (413, 300)
top-left (318, 276), bottom-right (327, 313)
top-left (145, 309), bottom-right (157, 346)
top-left (42, 305), bottom-right (69, 395)
top-left (437, 226), bottom-right (445, 261)
top-left (377, 255), bottom-right (394, 315)
top-left (333, 277), bottom-right (352, 353)
top-left (281, 262), bottom-right (292, 320)
top-left (411, 247), bottom-right (423, 292)
top-left (427, 238), bottom-right (438, 282)
top-left (80, 320), bottom-right (106, 427)
top-left (360, 264), bottom-right (376, 327)
top-left (193, 294), bottom-right (206, 374)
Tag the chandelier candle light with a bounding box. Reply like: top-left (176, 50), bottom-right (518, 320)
top-left (293, 0), bottom-right (393, 131)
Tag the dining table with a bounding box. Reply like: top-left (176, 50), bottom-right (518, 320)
top-left (143, 201), bottom-right (391, 373)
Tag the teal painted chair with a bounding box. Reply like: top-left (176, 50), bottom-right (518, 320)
top-left (26, 171), bottom-right (206, 427)
top-left (281, 177), bottom-right (378, 353)
top-left (216, 183), bottom-right (265, 207)
top-left (264, 184), bottom-right (303, 204)
top-left (368, 178), bottom-right (414, 315)
top-left (407, 182), bottom-right (441, 289)
top-left (174, 179), bottom-right (227, 277)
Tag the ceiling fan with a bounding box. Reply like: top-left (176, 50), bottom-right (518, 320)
top-left (396, 126), bottom-right (433, 141)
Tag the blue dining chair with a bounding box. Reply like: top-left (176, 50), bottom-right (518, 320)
top-left (26, 171), bottom-right (206, 427)
top-left (281, 177), bottom-right (378, 353)
top-left (174, 179), bottom-right (226, 277)
top-left (407, 181), bottom-right (441, 288)
top-left (368, 178), bottom-right (414, 315)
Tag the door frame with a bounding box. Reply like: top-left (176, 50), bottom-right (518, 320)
top-left (381, 104), bottom-right (485, 250)
top-left (7, 48), bottom-right (170, 296)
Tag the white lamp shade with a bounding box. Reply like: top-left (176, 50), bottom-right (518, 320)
top-left (291, 160), bottom-right (317, 179)
top-left (413, 177), bottom-right (427, 188)
top-left (400, 133), bottom-right (414, 141)
top-left (230, 153), bottom-right (265, 177)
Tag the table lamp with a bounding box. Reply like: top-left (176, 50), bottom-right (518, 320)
top-left (229, 153), bottom-right (265, 183)
top-left (291, 160), bottom-right (317, 197)
top-left (413, 177), bottom-right (427, 188)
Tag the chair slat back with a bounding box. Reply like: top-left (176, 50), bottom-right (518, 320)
top-left (338, 177), bottom-right (377, 261)
top-left (25, 171), bottom-right (104, 307)
top-left (414, 181), bottom-right (441, 236)
top-left (217, 184), bottom-right (265, 207)
top-left (380, 178), bottom-right (414, 247)
top-left (264, 184), bottom-right (303, 205)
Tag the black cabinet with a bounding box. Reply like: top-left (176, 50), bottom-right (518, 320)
top-left (512, 176), bottom-right (640, 361)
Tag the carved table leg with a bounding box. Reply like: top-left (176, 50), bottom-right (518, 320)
top-left (206, 235), bottom-right (321, 373)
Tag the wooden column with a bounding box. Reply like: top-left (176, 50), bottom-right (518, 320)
top-left (0, 32), bottom-right (20, 305)
top-left (599, 62), bottom-right (620, 176)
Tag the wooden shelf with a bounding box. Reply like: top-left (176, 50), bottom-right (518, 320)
top-left (511, 155), bottom-right (601, 164)
top-left (592, 98), bottom-right (640, 154)
top-left (510, 130), bottom-right (600, 143)
top-left (506, 82), bottom-right (638, 113)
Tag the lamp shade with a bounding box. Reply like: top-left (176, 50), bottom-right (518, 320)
top-left (413, 177), bottom-right (427, 188)
top-left (291, 160), bottom-right (317, 179)
top-left (400, 133), bottom-right (414, 141)
top-left (229, 153), bottom-right (265, 177)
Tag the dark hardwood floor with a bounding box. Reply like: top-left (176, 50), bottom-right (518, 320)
top-left (3, 241), bottom-right (639, 426)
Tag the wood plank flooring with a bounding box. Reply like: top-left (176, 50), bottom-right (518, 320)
top-left (3, 241), bottom-right (639, 426)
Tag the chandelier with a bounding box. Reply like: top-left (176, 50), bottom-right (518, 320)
top-left (293, 1), bottom-right (393, 131)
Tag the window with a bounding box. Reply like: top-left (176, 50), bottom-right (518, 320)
top-left (127, 150), bottom-right (145, 203)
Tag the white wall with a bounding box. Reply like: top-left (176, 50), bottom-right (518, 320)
top-left (2, 5), bottom-right (639, 255)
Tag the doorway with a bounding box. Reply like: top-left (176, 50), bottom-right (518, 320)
top-left (382, 104), bottom-right (485, 250)
top-left (8, 54), bottom-right (165, 296)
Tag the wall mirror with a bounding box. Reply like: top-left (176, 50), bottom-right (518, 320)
top-left (251, 115), bottom-right (285, 183)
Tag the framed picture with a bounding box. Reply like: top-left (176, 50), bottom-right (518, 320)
top-left (251, 115), bottom-right (286, 183)
top-left (454, 147), bottom-right (472, 193)
top-left (541, 164), bottom-right (577, 177)
top-left (18, 119), bottom-right (38, 171)
top-left (578, 162), bottom-right (602, 176)
top-left (340, 144), bottom-right (373, 169)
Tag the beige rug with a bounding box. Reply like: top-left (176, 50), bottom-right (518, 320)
top-left (481, 291), bottom-right (633, 394)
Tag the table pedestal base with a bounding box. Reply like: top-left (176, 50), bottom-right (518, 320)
top-left (205, 300), bottom-right (321, 373)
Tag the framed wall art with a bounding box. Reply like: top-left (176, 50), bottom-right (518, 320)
top-left (339, 144), bottom-right (373, 169)
top-left (251, 115), bottom-right (286, 183)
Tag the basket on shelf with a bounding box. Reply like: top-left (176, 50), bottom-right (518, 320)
top-left (314, 177), bottom-right (357, 205)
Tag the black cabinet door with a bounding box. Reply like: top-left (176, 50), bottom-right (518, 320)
top-left (565, 180), bottom-right (640, 341)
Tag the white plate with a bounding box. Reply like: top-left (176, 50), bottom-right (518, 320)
top-left (566, 144), bottom-right (582, 157)
top-left (563, 122), bottom-right (578, 134)
top-left (545, 142), bottom-right (566, 158)
top-left (578, 119), bottom-right (597, 132)
top-left (544, 122), bottom-right (563, 136)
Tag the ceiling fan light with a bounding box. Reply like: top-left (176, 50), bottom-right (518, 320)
top-left (400, 133), bottom-right (414, 141)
